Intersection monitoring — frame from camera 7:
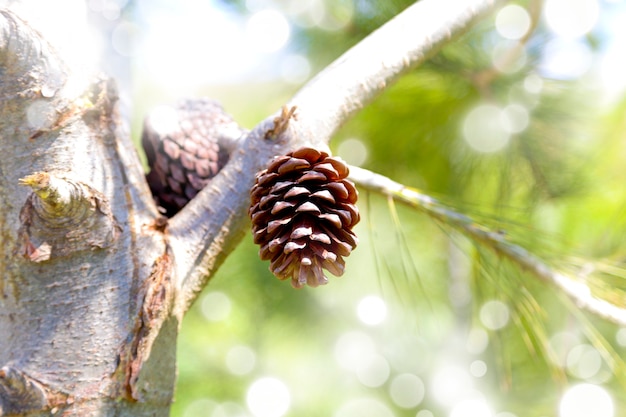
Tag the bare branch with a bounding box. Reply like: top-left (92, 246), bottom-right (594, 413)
top-left (170, 0), bottom-right (502, 312)
top-left (349, 166), bottom-right (626, 327)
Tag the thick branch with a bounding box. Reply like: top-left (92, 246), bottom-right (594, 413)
top-left (0, 9), bottom-right (175, 415)
top-left (349, 166), bottom-right (626, 327)
top-left (170, 0), bottom-right (502, 311)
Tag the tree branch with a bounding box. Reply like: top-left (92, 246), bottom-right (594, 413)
top-left (0, 9), bottom-right (176, 413)
top-left (170, 0), bottom-right (503, 312)
top-left (348, 166), bottom-right (626, 327)
top-left (286, 0), bottom-right (502, 144)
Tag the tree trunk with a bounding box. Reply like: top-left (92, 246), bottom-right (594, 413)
top-left (0, 1), bottom-right (500, 415)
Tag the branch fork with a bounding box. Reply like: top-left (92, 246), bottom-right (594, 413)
top-left (17, 172), bottom-right (120, 262)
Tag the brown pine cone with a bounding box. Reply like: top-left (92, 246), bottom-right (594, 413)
top-left (142, 98), bottom-right (245, 216)
top-left (249, 147), bottom-right (359, 288)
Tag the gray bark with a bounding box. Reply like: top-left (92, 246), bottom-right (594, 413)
top-left (0, 1), bottom-right (499, 415)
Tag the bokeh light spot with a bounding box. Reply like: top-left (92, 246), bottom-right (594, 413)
top-left (479, 300), bottom-right (510, 330)
top-left (200, 291), bottom-right (232, 322)
top-left (226, 345), bottom-right (256, 375)
top-left (559, 384), bottom-right (614, 417)
top-left (334, 331), bottom-right (376, 371)
top-left (416, 410), bottom-right (434, 417)
top-left (548, 331), bottom-right (581, 368)
top-left (544, 0), bottom-right (599, 39)
top-left (430, 365), bottom-right (472, 405)
top-left (462, 104), bottom-right (511, 153)
top-left (566, 344), bottom-right (603, 380)
top-left (214, 401), bottom-right (249, 417)
top-left (356, 295), bottom-right (387, 326)
top-left (450, 397), bottom-right (493, 417)
top-left (469, 360), bottom-right (488, 378)
top-left (492, 40), bottom-right (527, 74)
top-left (502, 103), bottom-right (529, 134)
top-left (334, 398), bottom-right (394, 417)
top-left (246, 377), bottom-right (291, 417)
top-left (466, 328), bottom-right (489, 354)
top-left (246, 9), bottom-right (290, 53)
top-left (524, 74), bottom-right (543, 94)
top-left (182, 398), bottom-right (217, 417)
top-left (389, 373), bottom-right (425, 409)
top-left (495, 5), bottom-right (531, 40)
top-left (355, 354), bottom-right (390, 387)
top-left (337, 138), bottom-right (368, 167)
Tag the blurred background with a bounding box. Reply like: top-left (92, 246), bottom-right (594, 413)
top-left (7, 0), bottom-right (626, 416)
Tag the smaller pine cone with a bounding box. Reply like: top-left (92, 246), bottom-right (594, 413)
top-left (249, 147), bottom-right (359, 288)
top-left (142, 99), bottom-right (243, 216)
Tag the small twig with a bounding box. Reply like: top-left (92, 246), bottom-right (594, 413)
top-left (349, 165), bottom-right (626, 327)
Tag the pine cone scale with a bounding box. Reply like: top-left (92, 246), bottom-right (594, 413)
top-left (249, 146), bottom-right (359, 288)
top-left (142, 98), bottom-right (244, 216)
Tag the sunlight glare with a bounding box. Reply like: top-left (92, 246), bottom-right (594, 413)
top-left (10, 0), bottom-right (97, 96)
top-left (146, 105), bottom-right (180, 137)
top-left (449, 397), bottom-right (493, 417)
top-left (356, 295), bottom-right (387, 326)
top-left (246, 377), bottom-right (291, 417)
top-left (559, 384), bottom-right (614, 417)
top-left (430, 364), bottom-right (473, 405)
top-left (539, 38), bottom-right (592, 80)
top-left (111, 20), bottom-right (137, 57)
top-left (544, 0), bottom-right (599, 39)
top-left (246, 10), bottom-right (291, 53)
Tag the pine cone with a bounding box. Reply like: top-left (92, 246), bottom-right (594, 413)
top-left (142, 99), bottom-right (244, 216)
top-left (249, 147), bottom-right (359, 288)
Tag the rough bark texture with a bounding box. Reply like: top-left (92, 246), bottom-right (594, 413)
top-left (0, 10), bottom-right (174, 416)
top-left (0, 0), bottom-right (500, 415)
